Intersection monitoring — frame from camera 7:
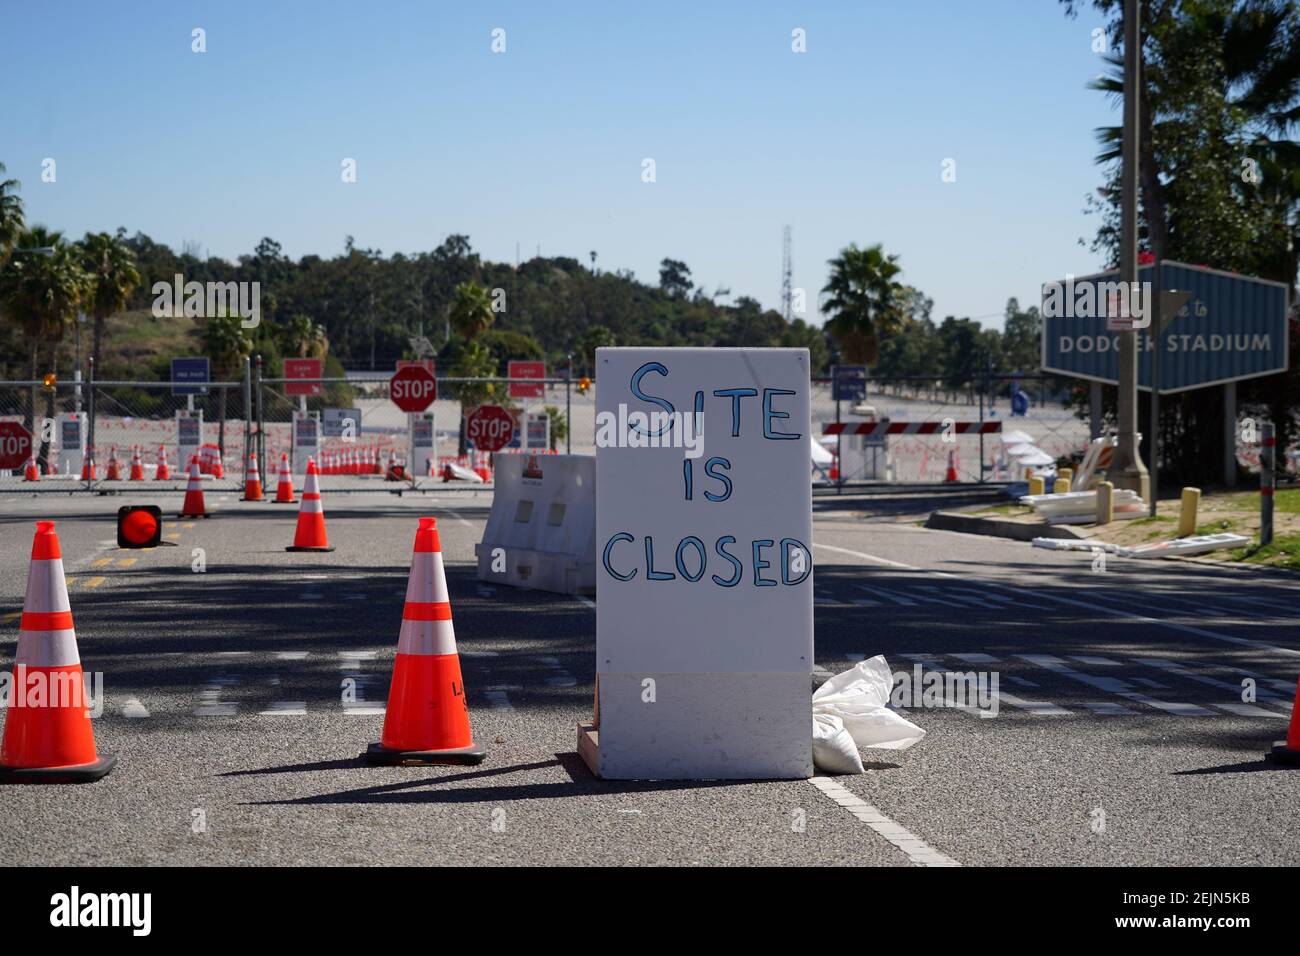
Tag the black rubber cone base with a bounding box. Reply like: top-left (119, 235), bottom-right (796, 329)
top-left (178, 512), bottom-right (210, 519)
top-left (0, 752), bottom-right (116, 784)
top-left (364, 741), bottom-right (486, 766)
top-left (1267, 741), bottom-right (1300, 766)
top-left (286, 545), bottom-right (334, 552)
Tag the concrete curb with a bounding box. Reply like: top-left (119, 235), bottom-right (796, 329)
top-left (924, 510), bottom-right (1090, 542)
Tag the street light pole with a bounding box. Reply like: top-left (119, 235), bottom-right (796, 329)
top-left (1113, 0), bottom-right (1150, 501)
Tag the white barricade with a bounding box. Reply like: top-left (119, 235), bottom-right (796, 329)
top-left (474, 453), bottom-right (596, 595)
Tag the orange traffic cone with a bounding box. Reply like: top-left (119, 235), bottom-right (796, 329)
top-left (80, 456), bottom-right (96, 481)
top-left (242, 454), bottom-right (263, 501)
top-left (274, 454), bottom-right (296, 503)
top-left (24, 456), bottom-right (39, 482)
top-left (366, 517), bottom-right (485, 765)
top-left (105, 448), bottom-right (121, 481)
top-left (1268, 676), bottom-right (1300, 766)
top-left (0, 521), bottom-right (116, 783)
top-left (286, 459), bottom-right (332, 551)
top-left (129, 447), bottom-right (145, 481)
top-left (179, 457), bottom-right (208, 518)
top-left (44, 456), bottom-right (57, 476)
top-left (944, 449), bottom-right (959, 482)
top-left (155, 446), bottom-right (171, 481)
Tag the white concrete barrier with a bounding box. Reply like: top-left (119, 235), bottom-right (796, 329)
top-left (474, 453), bottom-right (595, 595)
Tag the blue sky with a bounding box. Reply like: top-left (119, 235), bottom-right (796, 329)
top-left (2, 0), bottom-right (1116, 329)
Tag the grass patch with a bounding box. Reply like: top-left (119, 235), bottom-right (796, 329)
top-left (1231, 533), bottom-right (1300, 572)
top-left (1130, 514), bottom-right (1174, 525)
top-left (1195, 518), bottom-right (1242, 536)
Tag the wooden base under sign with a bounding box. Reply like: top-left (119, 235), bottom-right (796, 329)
top-left (576, 723), bottom-right (601, 778)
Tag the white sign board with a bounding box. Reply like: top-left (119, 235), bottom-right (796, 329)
top-left (292, 412), bottom-right (320, 475)
top-left (322, 407), bottom-right (361, 439)
top-left (409, 413), bottom-right (436, 478)
top-left (57, 413), bottom-right (87, 476)
top-left (594, 347), bottom-right (813, 779)
top-left (176, 409), bottom-right (203, 472)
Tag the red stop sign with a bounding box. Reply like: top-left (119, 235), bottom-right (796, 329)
top-left (390, 365), bottom-right (437, 412)
top-left (466, 405), bottom-right (514, 452)
top-left (0, 421), bottom-right (32, 470)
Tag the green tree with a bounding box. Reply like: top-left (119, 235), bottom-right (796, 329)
top-left (448, 280), bottom-right (495, 341)
top-left (580, 323), bottom-right (616, 373)
top-left (658, 258), bottom-right (693, 298)
top-left (451, 338), bottom-right (498, 454)
top-left (79, 230), bottom-right (142, 364)
top-left (278, 312), bottom-right (329, 359)
top-left (0, 227), bottom-right (90, 452)
top-left (1001, 298), bottom-right (1041, 373)
top-left (821, 243), bottom-right (905, 366)
top-left (0, 162), bottom-right (23, 269)
top-left (201, 312), bottom-right (253, 379)
top-left (542, 404), bottom-right (568, 451)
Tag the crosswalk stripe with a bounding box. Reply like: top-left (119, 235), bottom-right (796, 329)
top-left (1082, 701), bottom-right (1136, 715)
top-left (952, 653), bottom-right (999, 663)
top-left (995, 692), bottom-right (1072, 716)
top-left (852, 585), bottom-right (916, 606)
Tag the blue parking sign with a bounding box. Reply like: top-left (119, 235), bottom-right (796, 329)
top-left (171, 357), bottom-right (210, 396)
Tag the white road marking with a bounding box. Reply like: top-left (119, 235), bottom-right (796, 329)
top-left (811, 665), bottom-right (835, 682)
top-left (1216, 702), bottom-right (1287, 719)
top-left (952, 653), bottom-right (999, 663)
top-left (275, 651), bottom-right (310, 660)
top-left (1005, 675), bottom-right (1040, 688)
top-left (813, 542), bottom-right (1300, 661)
top-left (807, 777), bottom-right (959, 867)
top-left (1082, 702), bottom-right (1137, 715)
top-left (849, 597), bottom-right (881, 607)
top-left (120, 697), bottom-right (150, 718)
top-left (994, 692), bottom-right (1072, 716)
top-left (1069, 656), bottom-right (1121, 666)
top-left (460, 649), bottom-right (500, 658)
top-left (577, 596), bottom-right (596, 609)
top-left (1019, 654), bottom-right (1213, 716)
top-left (852, 585), bottom-right (916, 606)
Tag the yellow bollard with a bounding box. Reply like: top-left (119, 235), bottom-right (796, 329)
top-left (1178, 487), bottom-right (1201, 537)
top-left (1059, 467), bottom-right (1074, 490)
top-left (1096, 480), bottom-right (1113, 524)
top-left (1029, 476), bottom-right (1045, 496)
top-left (1053, 477), bottom-right (1071, 494)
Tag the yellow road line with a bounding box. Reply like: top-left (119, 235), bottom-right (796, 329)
top-left (165, 532), bottom-right (180, 541)
top-left (117, 557), bottom-right (138, 568)
top-left (84, 576), bottom-right (106, 589)
top-left (1, 612), bottom-right (21, 624)
top-left (91, 557), bottom-right (114, 568)
top-left (181, 522), bottom-right (195, 529)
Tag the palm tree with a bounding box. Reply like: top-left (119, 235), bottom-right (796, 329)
top-left (452, 338), bottom-right (498, 455)
top-left (0, 162), bottom-right (24, 269)
top-left (820, 243), bottom-right (905, 366)
top-left (580, 323), bottom-right (616, 374)
top-left (279, 313), bottom-right (330, 358)
top-left (79, 230), bottom-right (142, 365)
top-left (447, 280), bottom-right (495, 340)
top-left (0, 226), bottom-right (90, 457)
top-left (201, 312), bottom-right (253, 380)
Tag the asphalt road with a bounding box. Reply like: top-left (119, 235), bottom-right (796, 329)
top-left (0, 484), bottom-right (1297, 866)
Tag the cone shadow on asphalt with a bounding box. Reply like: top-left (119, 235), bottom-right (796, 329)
top-left (242, 753), bottom-right (754, 806)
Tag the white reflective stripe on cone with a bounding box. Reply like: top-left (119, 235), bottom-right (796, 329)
top-left (24, 559), bottom-right (70, 614)
top-left (303, 472), bottom-right (320, 495)
top-left (300, 497), bottom-right (323, 513)
top-left (15, 628), bottom-right (81, 667)
top-left (396, 618), bottom-right (457, 657)
top-left (405, 551), bottom-right (450, 605)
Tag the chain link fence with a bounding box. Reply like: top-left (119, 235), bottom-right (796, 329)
top-left (812, 375), bottom-right (1091, 484)
top-left (0, 365), bottom-right (1119, 492)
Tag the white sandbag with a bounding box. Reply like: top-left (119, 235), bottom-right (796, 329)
top-left (812, 656), bottom-right (926, 774)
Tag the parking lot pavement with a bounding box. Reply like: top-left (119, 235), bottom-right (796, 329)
top-left (0, 491), bottom-right (1296, 865)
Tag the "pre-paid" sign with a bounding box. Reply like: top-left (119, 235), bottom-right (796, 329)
top-left (593, 347), bottom-right (813, 780)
